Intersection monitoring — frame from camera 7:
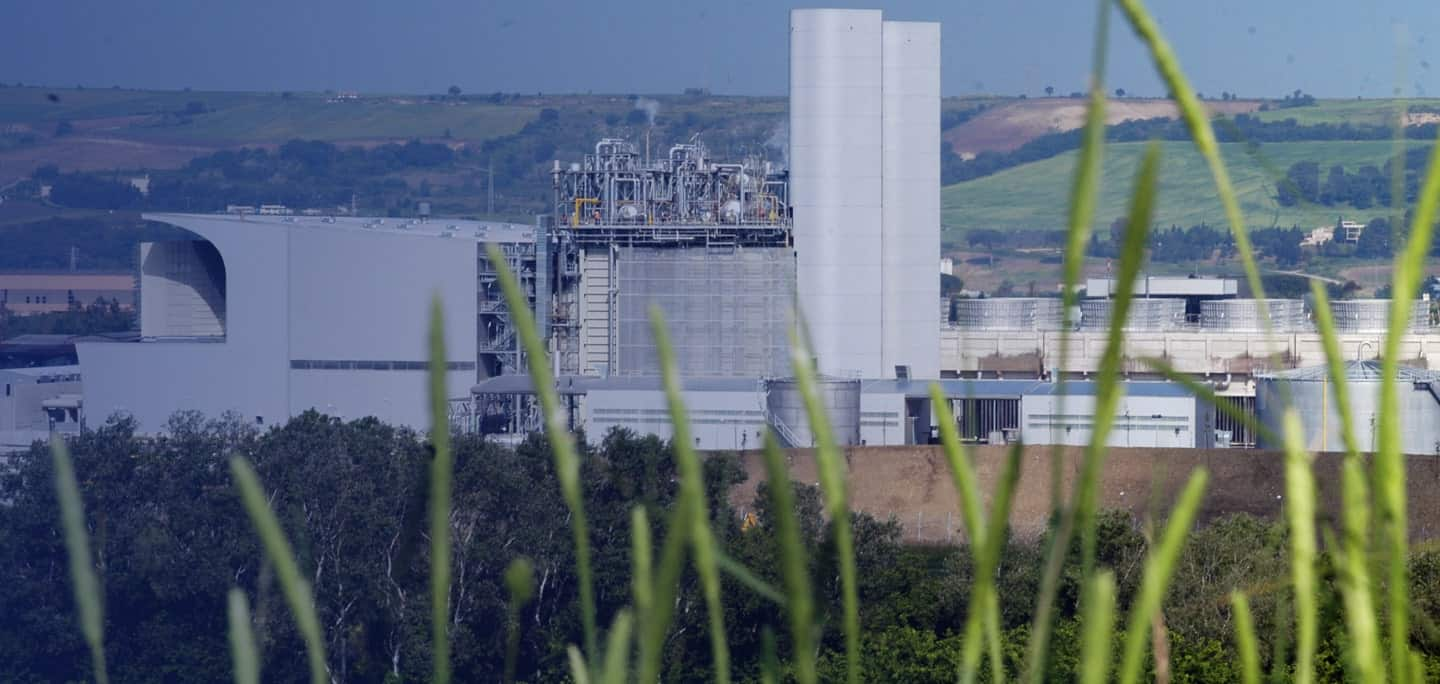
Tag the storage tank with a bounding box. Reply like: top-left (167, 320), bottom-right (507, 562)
top-left (766, 377), bottom-right (862, 448)
top-left (954, 297), bottom-right (1065, 331)
top-left (1327, 299), bottom-right (1432, 333)
top-left (1200, 299), bottom-right (1309, 332)
top-left (1080, 298), bottom-right (1186, 331)
top-left (1255, 360), bottom-right (1440, 455)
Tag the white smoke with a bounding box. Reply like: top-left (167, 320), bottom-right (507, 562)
top-left (634, 97), bottom-right (661, 125)
top-left (764, 121), bottom-right (789, 165)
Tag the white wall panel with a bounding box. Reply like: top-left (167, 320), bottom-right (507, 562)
top-left (791, 8), bottom-right (885, 377)
top-left (881, 21), bottom-right (941, 379)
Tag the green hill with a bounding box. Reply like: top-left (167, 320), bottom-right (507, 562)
top-left (941, 139), bottom-right (1424, 240)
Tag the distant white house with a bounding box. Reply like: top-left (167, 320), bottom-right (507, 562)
top-left (940, 257), bottom-right (954, 276)
top-left (1299, 226), bottom-right (1333, 248)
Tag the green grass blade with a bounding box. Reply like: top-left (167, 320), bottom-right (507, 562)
top-left (1079, 571), bottom-right (1116, 684)
top-left (1279, 410), bottom-right (1318, 684)
top-left (1310, 282), bottom-right (1383, 682)
top-left (637, 504), bottom-right (691, 684)
top-left (649, 305), bottom-right (731, 684)
top-left (1038, 0), bottom-right (1109, 671)
top-left (1139, 356), bottom-right (1279, 446)
top-left (486, 243), bottom-right (598, 662)
top-left (629, 506), bottom-right (653, 647)
top-left (960, 442), bottom-right (1023, 684)
top-left (928, 383), bottom-right (1005, 681)
top-left (567, 646), bottom-right (592, 684)
top-left (1377, 104), bottom-right (1440, 684)
top-left (760, 627), bottom-right (781, 684)
top-left (761, 431), bottom-right (817, 684)
top-left (426, 296), bottom-right (454, 684)
top-left (600, 610), bottom-right (634, 684)
top-left (927, 383), bottom-right (984, 544)
top-left (1115, 0), bottom-right (1271, 318)
top-left (227, 589), bottom-right (260, 684)
top-left (716, 550), bottom-right (785, 605)
top-left (1230, 591), bottom-right (1260, 684)
top-left (786, 323), bottom-right (861, 684)
top-left (51, 437), bottom-right (110, 684)
top-left (1078, 141), bottom-right (1161, 580)
top-left (504, 557), bottom-right (535, 684)
top-left (1117, 469), bottom-right (1209, 684)
top-left (229, 457), bottom-right (329, 684)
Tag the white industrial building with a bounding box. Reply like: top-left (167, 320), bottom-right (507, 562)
top-left (74, 213), bottom-right (536, 432)
top-left (471, 374), bottom-right (1209, 451)
top-left (1, 365), bottom-right (83, 451)
top-left (791, 8), bottom-right (940, 379)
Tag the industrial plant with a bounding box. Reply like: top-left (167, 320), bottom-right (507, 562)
top-left (5, 8), bottom-right (1440, 458)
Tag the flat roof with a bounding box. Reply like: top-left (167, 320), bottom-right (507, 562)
top-left (144, 213), bottom-right (537, 244)
top-left (475, 375), bottom-right (1197, 400)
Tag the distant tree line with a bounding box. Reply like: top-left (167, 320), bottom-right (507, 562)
top-left (942, 114), bottom-right (1438, 185)
top-left (1277, 147), bottom-right (1433, 208)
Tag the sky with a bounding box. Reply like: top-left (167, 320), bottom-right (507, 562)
top-left (3, 0), bottom-right (1440, 99)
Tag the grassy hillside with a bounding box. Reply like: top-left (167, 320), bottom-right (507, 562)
top-left (941, 139), bottom-right (1424, 239)
top-left (1250, 98), bottom-right (1418, 126)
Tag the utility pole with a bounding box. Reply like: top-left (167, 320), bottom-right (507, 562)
top-left (487, 159), bottom-right (494, 217)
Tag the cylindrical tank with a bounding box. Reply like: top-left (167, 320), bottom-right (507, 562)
top-left (1327, 299), bottom-right (1432, 333)
top-left (953, 297), bottom-right (1065, 331)
top-left (1200, 299), bottom-right (1309, 332)
top-left (1255, 361), bottom-right (1440, 455)
top-left (766, 377), bottom-right (862, 448)
top-left (1080, 298), bottom-right (1186, 331)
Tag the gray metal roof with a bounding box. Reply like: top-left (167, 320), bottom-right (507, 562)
top-left (472, 374), bottom-right (765, 396)
top-left (144, 213), bottom-right (536, 243)
top-left (1258, 360), bottom-right (1440, 383)
top-left (475, 374), bottom-right (1197, 400)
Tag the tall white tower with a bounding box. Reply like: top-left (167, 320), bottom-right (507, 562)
top-left (790, 9), bottom-right (885, 377)
top-left (790, 9), bottom-right (941, 378)
top-left (881, 21), bottom-right (941, 379)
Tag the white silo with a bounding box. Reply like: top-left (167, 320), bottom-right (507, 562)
top-left (790, 8), bottom-right (885, 377)
top-left (881, 20), bottom-right (941, 379)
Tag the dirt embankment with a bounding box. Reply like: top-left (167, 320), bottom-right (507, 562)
top-left (945, 98), bottom-right (1263, 157)
top-left (729, 445), bottom-right (1440, 544)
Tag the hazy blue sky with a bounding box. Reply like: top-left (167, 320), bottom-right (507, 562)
top-left (4, 0), bottom-right (1439, 98)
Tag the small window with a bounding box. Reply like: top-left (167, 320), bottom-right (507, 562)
top-left (4, 384), bottom-right (10, 397)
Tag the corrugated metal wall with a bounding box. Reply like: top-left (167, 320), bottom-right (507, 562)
top-left (615, 246), bottom-right (793, 377)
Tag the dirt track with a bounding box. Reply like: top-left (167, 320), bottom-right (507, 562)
top-left (945, 97), bottom-right (1262, 156)
top-left (729, 445), bottom-right (1440, 544)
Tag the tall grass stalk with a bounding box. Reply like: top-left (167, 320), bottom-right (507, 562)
top-left (1310, 282), bottom-right (1384, 681)
top-left (229, 457), bottom-right (329, 684)
top-left (1031, 1), bottom-right (1109, 675)
top-left (1114, 0), bottom-right (1270, 313)
top-left (425, 297), bottom-right (455, 684)
top-left (51, 436), bottom-right (110, 684)
top-left (959, 443), bottom-right (1022, 684)
top-left (1230, 591), bottom-right (1260, 684)
top-left (1279, 409), bottom-right (1318, 684)
top-left (761, 431), bottom-right (818, 684)
top-left (1079, 571), bottom-right (1115, 684)
top-left (504, 557), bottom-right (535, 684)
top-left (928, 384), bottom-right (1004, 678)
top-left (786, 325), bottom-right (861, 684)
top-left (227, 589), bottom-right (260, 684)
top-left (1117, 470), bottom-right (1208, 684)
top-left (1377, 93), bottom-right (1440, 682)
top-left (486, 243), bottom-right (599, 662)
top-left (650, 306), bottom-right (733, 683)
top-left (1076, 142), bottom-right (1161, 582)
